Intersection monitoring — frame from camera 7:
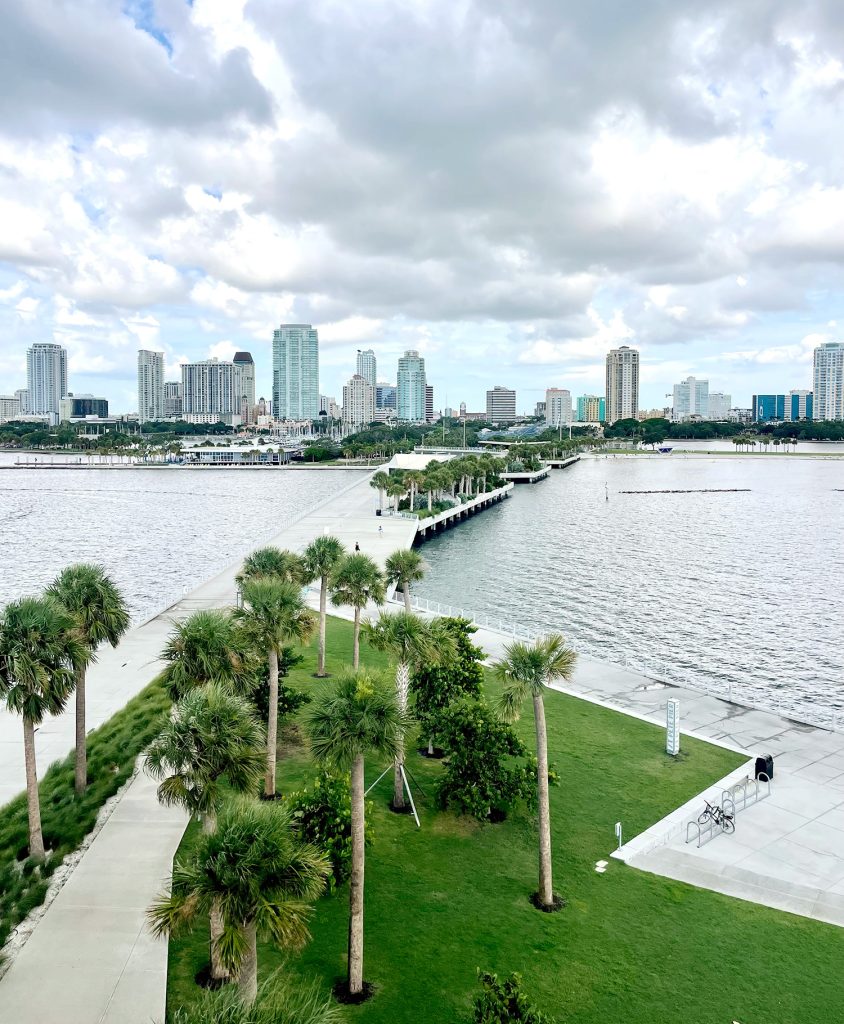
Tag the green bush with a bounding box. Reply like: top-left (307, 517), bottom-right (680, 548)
top-left (472, 971), bottom-right (555, 1023)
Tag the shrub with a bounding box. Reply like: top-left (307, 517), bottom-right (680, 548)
top-left (472, 970), bottom-right (555, 1023)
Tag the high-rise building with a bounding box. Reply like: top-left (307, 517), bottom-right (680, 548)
top-left (672, 376), bottom-right (709, 421)
top-left (59, 394), bottom-right (109, 420)
top-left (375, 383), bottom-right (397, 410)
top-left (233, 352), bottom-right (256, 424)
top-left (605, 346), bottom-right (639, 423)
top-left (163, 381), bottom-right (183, 419)
top-left (752, 391), bottom-right (814, 422)
top-left (576, 395), bottom-right (606, 422)
top-left (545, 388), bottom-right (571, 427)
top-left (813, 342), bottom-right (844, 421)
top-left (356, 349), bottom-right (377, 386)
top-left (137, 349), bottom-right (164, 423)
top-left (486, 386), bottom-right (516, 422)
top-left (752, 394), bottom-right (786, 421)
top-left (787, 389), bottom-right (813, 421)
top-left (708, 392), bottom-right (732, 420)
top-left (181, 358), bottom-right (242, 425)
top-left (15, 388), bottom-right (29, 414)
top-left (27, 343), bottom-right (68, 425)
top-left (272, 324), bottom-right (319, 420)
top-left (534, 401), bottom-right (546, 418)
top-left (342, 374), bottom-right (376, 429)
top-left (0, 395), bottom-right (20, 423)
top-left (425, 384), bottom-right (434, 423)
top-left (397, 351), bottom-right (427, 421)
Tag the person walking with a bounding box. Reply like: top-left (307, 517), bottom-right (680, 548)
top-left (355, 541), bottom-right (360, 552)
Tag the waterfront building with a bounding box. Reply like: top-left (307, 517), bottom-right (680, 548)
top-left (426, 384), bottom-right (434, 422)
top-left (787, 389), bottom-right (813, 421)
top-left (233, 351), bottom-right (256, 424)
top-left (342, 374), bottom-right (376, 429)
top-left (0, 395), bottom-right (20, 422)
top-left (545, 388), bottom-right (572, 427)
top-left (672, 376), bottom-right (709, 421)
top-left (752, 394), bottom-right (786, 421)
top-left (813, 342), bottom-right (844, 421)
top-left (14, 388), bottom-right (29, 414)
top-left (708, 392), bottom-right (731, 420)
top-left (356, 349), bottom-right (377, 386)
top-left (397, 350), bottom-right (427, 421)
top-left (728, 407), bottom-right (753, 423)
top-left (576, 395), bottom-right (606, 422)
top-left (486, 386), bottom-right (517, 422)
top-left (137, 349), bottom-right (164, 423)
top-left (181, 358), bottom-right (242, 425)
top-left (60, 393), bottom-right (109, 421)
top-left (605, 346), bottom-right (639, 423)
top-left (27, 343), bottom-right (68, 425)
top-left (272, 324), bottom-right (319, 420)
top-left (163, 381), bottom-right (183, 419)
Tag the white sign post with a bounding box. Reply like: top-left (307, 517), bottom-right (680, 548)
top-left (666, 698), bottom-right (680, 756)
top-left (614, 821), bottom-right (622, 850)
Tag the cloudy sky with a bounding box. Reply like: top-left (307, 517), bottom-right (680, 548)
top-left (2, 0), bottom-right (843, 413)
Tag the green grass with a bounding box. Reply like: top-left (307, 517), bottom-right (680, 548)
top-left (167, 617), bottom-right (844, 1023)
top-left (0, 676), bottom-right (170, 950)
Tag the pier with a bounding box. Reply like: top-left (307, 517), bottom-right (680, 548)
top-left (501, 466), bottom-right (549, 483)
top-left (411, 482), bottom-right (512, 538)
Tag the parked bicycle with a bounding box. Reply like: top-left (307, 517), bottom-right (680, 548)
top-left (697, 799), bottom-right (735, 834)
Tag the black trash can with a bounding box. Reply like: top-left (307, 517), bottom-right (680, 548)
top-left (755, 754), bottom-right (774, 780)
top-left (375, 508), bottom-right (382, 516)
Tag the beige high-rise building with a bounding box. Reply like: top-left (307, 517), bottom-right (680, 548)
top-left (605, 346), bottom-right (640, 423)
top-left (342, 374), bottom-right (375, 429)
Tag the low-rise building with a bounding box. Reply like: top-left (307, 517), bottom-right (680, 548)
top-left (576, 395), bottom-right (606, 422)
top-left (60, 393), bottom-right (109, 421)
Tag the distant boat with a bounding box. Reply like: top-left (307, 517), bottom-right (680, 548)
top-left (657, 446), bottom-right (674, 454)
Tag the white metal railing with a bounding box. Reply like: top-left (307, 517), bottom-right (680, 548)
top-left (396, 594), bottom-right (544, 642)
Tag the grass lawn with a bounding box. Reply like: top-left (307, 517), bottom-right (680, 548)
top-left (167, 616), bottom-right (844, 1023)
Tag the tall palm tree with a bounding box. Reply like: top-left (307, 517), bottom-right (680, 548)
top-left (0, 597), bottom-right (85, 859)
top-left (403, 470), bottom-right (425, 511)
top-left (384, 548), bottom-right (426, 612)
top-left (386, 476), bottom-right (406, 511)
top-left (148, 799), bottom-right (329, 1004)
top-left (496, 633), bottom-right (577, 910)
top-left (302, 535), bottom-right (346, 677)
top-left (369, 470), bottom-right (390, 511)
top-left (236, 580), bottom-right (316, 797)
top-left (330, 554), bottom-right (385, 669)
top-left (363, 612), bottom-right (455, 810)
top-left (160, 609), bottom-right (257, 701)
top-left (308, 671), bottom-right (406, 998)
top-left (48, 563), bottom-right (130, 795)
top-left (145, 683), bottom-right (265, 981)
top-left (236, 547), bottom-right (305, 589)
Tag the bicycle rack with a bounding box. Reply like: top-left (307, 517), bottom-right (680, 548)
top-left (685, 773), bottom-right (770, 848)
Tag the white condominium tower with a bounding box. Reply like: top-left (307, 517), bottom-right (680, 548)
top-left (356, 349), bottom-right (377, 386)
top-left (545, 388), bottom-right (572, 427)
top-left (605, 345), bottom-right (640, 423)
top-left (27, 343), bottom-right (68, 425)
top-left (813, 342), bottom-right (844, 421)
top-left (672, 376), bottom-right (709, 421)
top-left (181, 359), bottom-right (242, 425)
top-left (397, 350), bottom-right (427, 421)
top-left (137, 349), bottom-right (164, 423)
top-left (272, 324), bottom-right (319, 420)
top-left (342, 374), bottom-right (376, 429)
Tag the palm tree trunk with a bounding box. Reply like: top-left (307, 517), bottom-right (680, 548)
top-left (353, 607), bottom-right (361, 670)
top-left (348, 754), bottom-right (366, 994)
top-left (318, 577), bottom-right (328, 676)
top-left (403, 583), bottom-right (411, 613)
top-left (23, 717), bottom-right (44, 860)
top-left (427, 490), bottom-right (432, 512)
top-left (265, 647), bottom-right (279, 797)
top-left (533, 693), bottom-right (554, 906)
top-left (392, 661), bottom-right (410, 809)
top-left (74, 663), bottom-right (87, 796)
top-left (235, 920), bottom-right (258, 1004)
top-left (201, 811), bottom-right (230, 982)
top-left (378, 487), bottom-right (384, 510)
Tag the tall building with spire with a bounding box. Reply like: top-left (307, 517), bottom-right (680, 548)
top-left (272, 325), bottom-right (319, 420)
top-left (605, 345), bottom-right (640, 423)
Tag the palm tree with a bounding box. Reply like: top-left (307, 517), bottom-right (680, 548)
top-left (496, 633), bottom-right (577, 910)
top-left (386, 476), bottom-right (406, 512)
top-left (0, 597), bottom-right (85, 859)
top-left (330, 554), bottom-right (386, 669)
top-left (47, 563), bottom-right (130, 795)
top-left (236, 580), bottom-right (316, 797)
top-left (160, 609), bottom-right (257, 701)
top-left (384, 548), bottom-right (426, 613)
top-left (308, 671), bottom-right (406, 998)
top-left (236, 547), bottom-right (305, 589)
top-left (363, 612), bottom-right (455, 810)
top-left (148, 799), bottom-right (329, 1004)
top-left (369, 470), bottom-right (390, 511)
top-left (302, 535), bottom-right (346, 677)
top-left (404, 470), bottom-right (425, 511)
top-left (145, 683), bottom-right (265, 981)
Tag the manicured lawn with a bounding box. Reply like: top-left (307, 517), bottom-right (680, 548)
top-left (167, 616), bottom-right (844, 1023)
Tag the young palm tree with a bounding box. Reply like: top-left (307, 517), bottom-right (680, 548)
top-left (363, 612), bottom-right (455, 810)
top-left (236, 547), bottom-right (305, 588)
top-left (48, 563), bottom-right (130, 795)
top-left (369, 470), bottom-right (390, 511)
top-left (0, 597), bottom-right (85, 859)
top-left (384, 548), bottom-right (426, 612)
top-left (496, 633), bottom-right (577, 910)
top-left (236, 580), bottom-right (316, 797)
top-left (330, 554), bottom-right (386, 669)
top-left (148, 799), bottom-right (329, 1004)
top-left (145, 683), bottom-right (265, 981)
top-left (302, 535), bottom-right (346, 677)
top-left (308, 671), bottom-right (406, 998)
top-left (160, 609), bottom-right (257, 701)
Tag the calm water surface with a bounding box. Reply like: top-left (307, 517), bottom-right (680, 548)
top-left (416, 454), bottom-right (844, 721)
